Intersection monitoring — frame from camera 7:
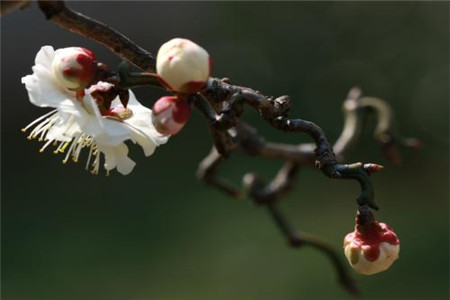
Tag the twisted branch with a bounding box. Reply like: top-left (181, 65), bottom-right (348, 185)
top-left (16, 1), bottom-right (421, 296)
top-left (265, 202), bottom-right (359, 295)
top-left (335, 87), bottom-right (422, 164)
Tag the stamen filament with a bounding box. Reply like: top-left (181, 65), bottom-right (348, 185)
top-left (62, 133), bottom-right (80, 164)
top-left (39, 139), bottom-right (54, 153)
top-left (28, 118), bottom-right (51, 139)
top-left (60, 142), bottom-right (70, 153)
top-left (22, 109), bottom-right (58, 132)
top-left (91, 151), bottom-right (100, 175)
top-left (53, 141), bottom-right (67, 154)
top-left (85, 147), bottom-right (93, 170)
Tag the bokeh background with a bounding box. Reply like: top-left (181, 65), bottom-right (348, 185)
top-left (2, 2), bottom-right (448, 300)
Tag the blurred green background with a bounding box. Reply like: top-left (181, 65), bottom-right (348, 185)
top-left (2, 2), bottom-right (448, 300)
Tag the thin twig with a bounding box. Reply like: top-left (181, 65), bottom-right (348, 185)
top-left (266, 202), bottom-right (360, 296)
top-left (1, 0), bottom-right (30, 16)
top-left (29, 2), bottom-right (421, 295)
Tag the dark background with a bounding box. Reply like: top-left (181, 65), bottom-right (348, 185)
top-left (2, 2), bottom-right (449, 300)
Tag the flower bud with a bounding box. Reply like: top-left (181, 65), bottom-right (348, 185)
top-left (52, 47), bottom-right (97, 91)
top-left (156, 38), bottom-right (212, 94)
top-left (152, 96), bottom-right (191, 136)
top-left (343, 219), bottom-right (400, 275)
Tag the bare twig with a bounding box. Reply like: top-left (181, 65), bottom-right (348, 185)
top-left (201, 78), bottom-right (340, 176)
top-left (196, 146), bottom-right (241, 198)
top-left (1, 0), bottom-right (30, 16)
top-left (242, 162), bottom-right (300, 204)
top-left (334, 87), bottom-right (422, 164)
top-left (266, 202), bottom-right (359, 295)
top-left (29, 1), bottom-right (421, 296)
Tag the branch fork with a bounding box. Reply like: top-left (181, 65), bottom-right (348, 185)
top-left (8, 1), bottom-right (422, 295)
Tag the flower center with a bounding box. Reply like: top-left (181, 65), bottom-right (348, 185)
top-left (103, 106), bottom-right (133, 121)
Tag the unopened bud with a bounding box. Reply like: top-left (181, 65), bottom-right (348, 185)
top-left (363, 163), bottom-right (384, 175)
top-left (52, 47), bottom-right (97, 91)
top-left (156, 38), bottom-right (212, 94)
top-left (343, 218), bottom-right (400, 275)
top-left (152, 96), bottom-right (191, 136)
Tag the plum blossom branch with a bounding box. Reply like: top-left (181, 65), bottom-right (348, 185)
top-left (26, 0), bottom-right (421, 295)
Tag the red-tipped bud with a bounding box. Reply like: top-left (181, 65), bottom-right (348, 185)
top-left (343, 218), bottom-right (400, 275)
top-left (52, 47), bottom-right (97, 91)
top-left (152, 96), bottom-right (191, 136)
top-left (363, 163), bottom-right (384, 174)
top-left (156, 38), bottom-right (212, 94)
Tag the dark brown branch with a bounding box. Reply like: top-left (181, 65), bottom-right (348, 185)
top-left (334, 87), bottom-right (422, 163)
top-left (37, 1), bottom-right (156, 72)
top-left (196, 146), bottom-right (241, 198)
top-left (202, 78), bottom-right (340, 178)
top-left (236, 122), bottom-right (315, 164)
top-left (243, 162), bottom-right (300, 204)
top-left (21, 3), bottom-right (420, 295)
top-left (1, 0), bottom-right (30, 16)
top-left (266, 202), bottom-right (359, 295)
top-left (195, 80), bottom-right (382, 211)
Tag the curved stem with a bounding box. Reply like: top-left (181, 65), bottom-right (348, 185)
top-left (333, 88), bottom-right (366, 160)
top-left (336, 163), bottom-right (378, 210)
top-left (22, 3), bottom-right (421, 295)
top-left (202, 80), bottom-right (340, 177)
top-left (266, 203), bottom-right (359, 296)
top-left (334, 87), bottom-right (422, 164)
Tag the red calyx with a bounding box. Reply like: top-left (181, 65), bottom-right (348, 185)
top-left (172, 97), bottom-right (191, 123)
top-left (209, 56), bottom-right (214, 76)
top-left (353, 221), bottom-right (400, 262)
top-left (179, 81), bottom-right (206, 94)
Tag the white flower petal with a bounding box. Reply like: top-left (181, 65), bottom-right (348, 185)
top-left (23, 50), bottom-right (169, 175)
top-left (100, 143), bottom-right (136, 175)
top-left (80, 94), bottom-right (103, 126)
top-left (34, 45), bottom-right (55, 67)
top-left (124, 91), bottom-right (169, 146)
top-left (115, 144), bottom-right (136, 175)
top-left (22, 54), bottom-right (74, 107)
top-left (128, 128), bottom-right (157, 156)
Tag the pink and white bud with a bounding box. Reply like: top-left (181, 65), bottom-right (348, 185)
top-left (156, 38), bottom-right (212, 94)
top-left (343, 220), bottom-right (400, 275)
top-left (52, 47), bottom-right (97, 91)
top-left (152, 96), bottom-right (191, 136)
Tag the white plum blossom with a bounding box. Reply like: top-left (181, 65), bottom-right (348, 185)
top-left (22, 46), bottom-right (168, 175)
top-left (343, 220), bottom-right (400, 275)
top-left (156, 38), bottom-right (212, 94)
